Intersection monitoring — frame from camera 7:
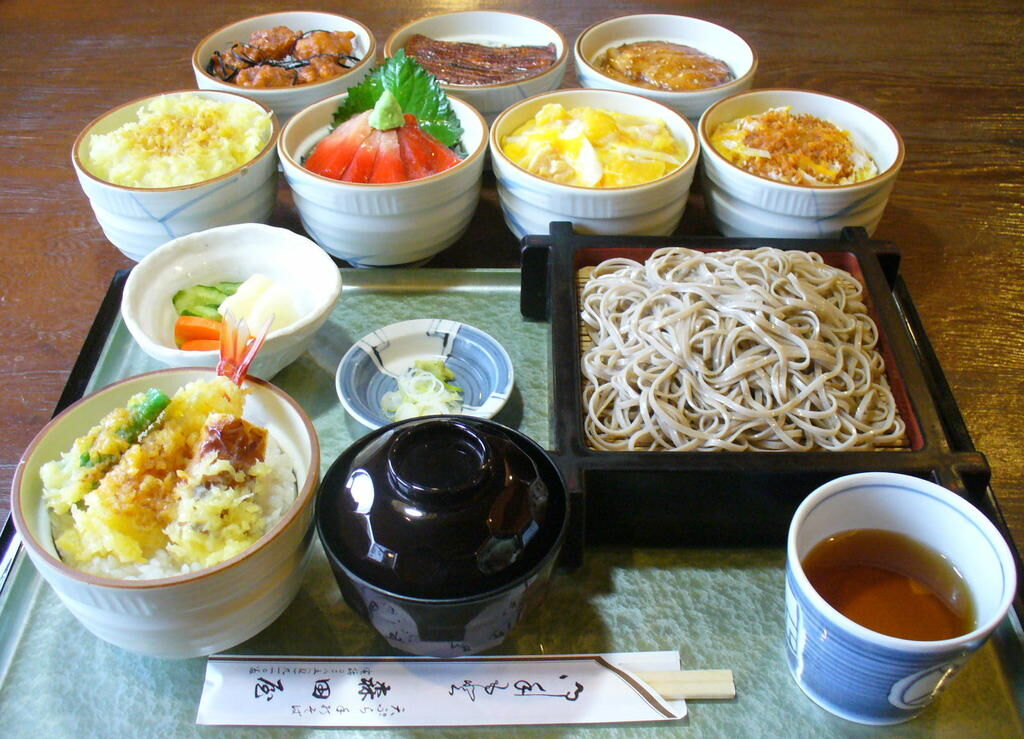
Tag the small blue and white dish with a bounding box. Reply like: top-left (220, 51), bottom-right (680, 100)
top-left (335, 318), bottom-right (514, 429)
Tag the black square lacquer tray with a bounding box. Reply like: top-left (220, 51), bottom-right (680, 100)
top-left (521, 222), bottom-right (995, 561)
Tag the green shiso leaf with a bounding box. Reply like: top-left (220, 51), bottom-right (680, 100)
top-left (331, 49), bottom-right (463, 148)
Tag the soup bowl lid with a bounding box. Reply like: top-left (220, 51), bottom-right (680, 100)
top-left (317, 416), bottom-right (567, 600)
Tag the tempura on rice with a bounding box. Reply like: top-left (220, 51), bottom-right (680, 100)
top-left (40, 375), bottom-right (296, 579)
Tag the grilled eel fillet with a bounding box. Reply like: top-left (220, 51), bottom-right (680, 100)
top-left (405, 34), bottom-right (557, 85)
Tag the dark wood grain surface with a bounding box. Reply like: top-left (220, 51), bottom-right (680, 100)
top-left (1, 0), bottom-right (1021, 553)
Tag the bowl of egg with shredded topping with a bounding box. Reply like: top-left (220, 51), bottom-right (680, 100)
top-left (698, 88), bottom-right (904, 239)
top-left (489, 88), bottom-right (699, 240)
top-left (72, 90), bottom-right (281, 262)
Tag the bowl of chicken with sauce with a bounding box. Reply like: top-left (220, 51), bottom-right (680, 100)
top-left (192, 11), bottom-right (377, 124)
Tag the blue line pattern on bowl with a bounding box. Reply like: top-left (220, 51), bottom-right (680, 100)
top-left (336, 318), bottom-right (514, 429)
top-left (129, 177), bottom-right (239, 239)
top-left (497, 195), bottom-right (532, 240)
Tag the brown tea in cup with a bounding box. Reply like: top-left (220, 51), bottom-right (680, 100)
top-left (802, 528), bottom-right (976, 641)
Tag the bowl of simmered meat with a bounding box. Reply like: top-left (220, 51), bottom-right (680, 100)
top-left (385, 11), bottom-right (568, 124)
top-left (575, 14), bottom-right (756, 121)
top-left (192, 11), bottom-right (377, 123)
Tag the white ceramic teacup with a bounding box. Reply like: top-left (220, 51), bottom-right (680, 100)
top-left (785, 472), bottom-right (1017, 725)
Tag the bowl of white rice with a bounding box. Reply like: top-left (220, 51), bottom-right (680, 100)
top-left (11, 367), bottom-right (320, 658)
top-left (72, 89), bottom-right (281, 261)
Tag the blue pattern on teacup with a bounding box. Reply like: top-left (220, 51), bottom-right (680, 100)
top-left (888, 658), bottom-right (966, 709)
top-left (784, 561), bottom-right (972, 725)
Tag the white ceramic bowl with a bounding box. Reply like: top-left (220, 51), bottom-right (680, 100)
top-left (575, 14), bottom-right (756, 122)
top-left (121, 223), bottom-right (342, 380)
top-left (489, 88), bottom-right (699, 240)
top-left (336, 318), bottom-right (514, 429)
top-left (278, 93), bottom-right (487, 266)
top-left (72, 90), bottom-right (280, 262)
top-left (192, 11), bottom-right (377, 124)
top-left (385, 11), bottom-right (568, 124)
top-left (11, 367), bottom-right (320, 658)
top-left (698, 88), bottom-right (905, 239)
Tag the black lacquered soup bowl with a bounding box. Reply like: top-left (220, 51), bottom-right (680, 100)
top-left (316, 416), bottom-right (568, 656)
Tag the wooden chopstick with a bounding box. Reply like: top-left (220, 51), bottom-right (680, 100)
top-left (634, 669), bottom-right (736, 700)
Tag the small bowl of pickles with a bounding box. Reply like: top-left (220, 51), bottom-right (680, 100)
top-left (121, 223), bottom-right (342, 380)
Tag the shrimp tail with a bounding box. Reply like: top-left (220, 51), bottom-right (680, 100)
top-left (216, 311), bottom-right (273, 385)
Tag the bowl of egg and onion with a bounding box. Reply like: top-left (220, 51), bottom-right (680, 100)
top-left (489, 88), bottom-right (699, 240)
top-left (698, 88), bottom-right (905, 239)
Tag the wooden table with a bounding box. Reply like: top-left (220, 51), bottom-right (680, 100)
top-left (1, 0), bottom-right (1021, 556)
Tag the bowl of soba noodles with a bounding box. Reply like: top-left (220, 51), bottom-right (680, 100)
top-left (575, 244), bottom-right (908, 453)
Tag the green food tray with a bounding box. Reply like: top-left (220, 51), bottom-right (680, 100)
top-left (0, 268), bottom-right (1021, 737)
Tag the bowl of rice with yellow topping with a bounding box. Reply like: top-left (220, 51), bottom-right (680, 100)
top-left (72, 90), bottom-right (280, 261)
top-left (698, 88), bottom-right (904, 239)
top-left (11, 367), bottom-right (319, 658)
